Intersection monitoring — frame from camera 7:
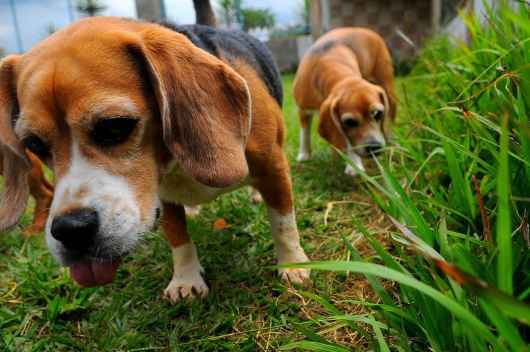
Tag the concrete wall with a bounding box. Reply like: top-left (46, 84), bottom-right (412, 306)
top-left (311, 0), bottom-right (436, 61)
top-left (444, 0), bottom-right (519, 43)
top-left (266, 35), bottom-right (313, 73)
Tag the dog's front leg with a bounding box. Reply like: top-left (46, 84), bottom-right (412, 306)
top-left (297, 110), bottom-right (313, 162)
top-left (253, 146), bottom-right (310, 284)
top-left (344, 150), bottom-right (365, 177)
top-left (162, 202), bottom-right (208, 302)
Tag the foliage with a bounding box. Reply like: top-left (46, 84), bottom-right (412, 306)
top-left (299, 0), bottom-right (310, 27)
top-left (283, 2), bottom-right (530, 351)
top-left (240, 7), bottom-right (275, 31)
top-left (270, 0), bottom-right (310, 39)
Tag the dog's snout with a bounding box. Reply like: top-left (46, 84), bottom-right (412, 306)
top-left (51, 208), bottom-right (99, 251)
top-left (365, 141), bottom-right (383, 155)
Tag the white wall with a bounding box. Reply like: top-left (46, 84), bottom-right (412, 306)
top-left (444, 0), bottom-right (518, 44)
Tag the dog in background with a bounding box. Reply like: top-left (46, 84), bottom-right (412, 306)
top-left (293, 27), bottom-right (397, 176)
top-left (0, 149), bottom-right (53, 235)
top-left (0, 17), bottom-right (310, 302)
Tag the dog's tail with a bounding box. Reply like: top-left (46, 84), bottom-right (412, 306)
top-left (193, 0), bottom-right (217, 27)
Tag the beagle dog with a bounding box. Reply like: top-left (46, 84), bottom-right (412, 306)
top-left (293, 27), bottom-right (397, 176)
top-left (0, 150), bottom-right (53, 235)
top-left (0, 17), bottom-right (310, 302)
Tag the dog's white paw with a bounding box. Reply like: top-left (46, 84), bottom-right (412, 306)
top-left (278, 250), bottom-right (310, 285)
top-left (163, 274), bottom-right (209, 303)
top-left (279, 267), bottom-right (311, 284)
top-left (297, 152), bottom-right (311, 162)
top-left (344, 164), bottom-right (358, 177)
top-left (250, 189), bottom-right (263, 204)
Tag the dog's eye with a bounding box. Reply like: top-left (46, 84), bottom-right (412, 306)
top-left (342, 117), bottom-right (360, 129)
top-left (372, 109), bottom-right (384, 121)
top-left (23, 135), bottom-right (50, 159)
top-left (91, 118), bottom-right (138, 147)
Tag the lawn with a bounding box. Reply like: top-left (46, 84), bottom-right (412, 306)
top-left (0, 72), bottom-right (388, 351)
top-left (2, 4), bottom-right (530, 351)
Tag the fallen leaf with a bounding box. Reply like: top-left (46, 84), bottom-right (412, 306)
top-left (213, 218), bottom-right (229, 231)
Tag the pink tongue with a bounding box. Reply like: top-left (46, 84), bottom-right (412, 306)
top-left (69, 260), bottom-right (121, 287)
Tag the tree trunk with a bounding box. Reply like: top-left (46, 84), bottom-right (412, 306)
top-left (193, 0), bottom-right (217, 27)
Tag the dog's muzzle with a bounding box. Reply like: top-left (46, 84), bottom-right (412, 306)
top-left (50, 207), bottom-right (122, 287)
top-left (364, 140), bottom-right (384, 155)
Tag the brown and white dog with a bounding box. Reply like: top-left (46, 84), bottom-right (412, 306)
top-left (0, 149), bottom-right (53, 235)
top-left (0, 17), bottom-right (309, 302)
top-left (293, 27), bottom-right (397, 176)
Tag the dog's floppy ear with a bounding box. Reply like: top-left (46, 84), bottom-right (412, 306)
top-left (129, 26), bottom-right (251, 188)
top-left (378, 89), bottom-right (390, 121)
top-left (0, 55), bottom-right (31, 231)
top-left (318, 96), bottom-right (347, 150)
top-left (377, 88), bottom-right (392, 139)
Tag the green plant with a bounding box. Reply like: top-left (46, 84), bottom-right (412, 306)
top-left (240, 7), bottom-right (275, 31)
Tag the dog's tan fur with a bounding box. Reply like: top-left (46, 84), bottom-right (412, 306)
top-left (0, 17), bottom-right (309, 300)
top-left (293, 27), bottom-right (397, 171)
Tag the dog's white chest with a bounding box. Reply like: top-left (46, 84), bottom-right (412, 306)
top-left (159, 162), bottom-right (244, 206)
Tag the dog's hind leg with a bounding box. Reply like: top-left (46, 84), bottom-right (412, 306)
top-left (252, 145), bottom-right (310, 284)
top-left (161, 202), bottom-right (208, 303)
top-left (297, 109), bottom-right (313, 162)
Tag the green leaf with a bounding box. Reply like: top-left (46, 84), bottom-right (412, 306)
top-left (280, 341), bottom-right (351, 352)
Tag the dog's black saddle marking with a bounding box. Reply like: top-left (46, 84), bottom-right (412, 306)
top-left (161, 22), bottom-right (283, 107)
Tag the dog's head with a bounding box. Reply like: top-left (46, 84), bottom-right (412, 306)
top-left (318, 78), bottom-right (389, 156)
top-left (0, 17), bottom-right (251, 286)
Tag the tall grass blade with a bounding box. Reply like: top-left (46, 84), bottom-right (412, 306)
top-left (496, 114), bottom-right (512, 295)
top-left (280, 341), bottom-right (351, 352)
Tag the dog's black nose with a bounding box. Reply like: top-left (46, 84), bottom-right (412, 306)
top-left (365, 142), bottom-right (383, 155)
top-left (51, 208), bottom-right (99, 251)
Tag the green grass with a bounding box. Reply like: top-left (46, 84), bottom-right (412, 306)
top-left (0, 75), bottom-right (388, 350)
top-left (2, 3), bottom-right (530, 351)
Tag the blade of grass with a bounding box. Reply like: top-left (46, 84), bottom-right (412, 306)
top-left (280, 341), bottom-right (351, 352)
top-left (497, 113), bottom-right (513, 295)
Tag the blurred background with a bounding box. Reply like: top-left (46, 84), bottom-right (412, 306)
top-left (0, 0), bottom-right (494, 72)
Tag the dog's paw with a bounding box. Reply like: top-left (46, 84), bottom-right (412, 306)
top-left (250, 189), bottom-right (263, 204)
top-left (296, 152), bottom-right (311, 162)
top-left (344, 164), bottom-right (359, 177)
top-left (279, 267), bottom-right (311, 284)
top-left (278, 250), bottom-right (311, 285)
top-left (163, 274), bottom-right (209, 303)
